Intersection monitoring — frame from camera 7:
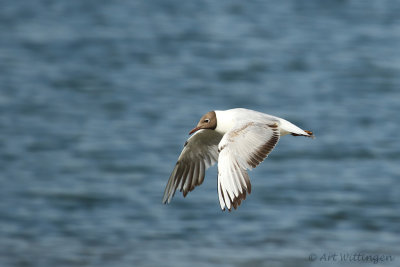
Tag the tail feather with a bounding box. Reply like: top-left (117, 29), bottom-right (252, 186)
top-left (291, 130), bottom-right (314, 138)
top-left (278, 118), bottom-right (314, 138)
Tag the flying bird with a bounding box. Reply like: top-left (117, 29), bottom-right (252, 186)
top-left (162, 108), bottom-right (314, 211)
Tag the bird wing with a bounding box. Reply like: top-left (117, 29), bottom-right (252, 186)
top-left (217, 122), bottom-right (280, 211)
top-left (162, 129), bottom-right (223, 204)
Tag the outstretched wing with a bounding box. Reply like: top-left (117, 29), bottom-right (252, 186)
top-left (217, 122), bottom-right (280, 211)
top-left (163, 129), bottom-right (223, 204)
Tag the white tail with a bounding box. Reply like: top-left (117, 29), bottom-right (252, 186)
top-left (278, 118), bottom-right (314, 138)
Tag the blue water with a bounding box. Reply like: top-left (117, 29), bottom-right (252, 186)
top-left (1, 1), bottom-right (400, 266)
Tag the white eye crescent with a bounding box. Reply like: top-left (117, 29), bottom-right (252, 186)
top-left (203, 119), bottom-right (210, 123)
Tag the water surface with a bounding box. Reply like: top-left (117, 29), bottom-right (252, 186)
top-left (1, 1), bottom-right (399, 266)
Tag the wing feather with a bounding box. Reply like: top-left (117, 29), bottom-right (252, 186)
top-left (217, 122), bottom-right (280, 211)
top-left (163, 129), bottom-right (223, 204)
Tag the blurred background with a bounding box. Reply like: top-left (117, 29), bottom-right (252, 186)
top-left (1, 0), bottom-right (399, 266)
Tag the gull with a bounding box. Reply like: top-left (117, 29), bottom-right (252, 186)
top-left (162, 108), bottom-right (314, 211)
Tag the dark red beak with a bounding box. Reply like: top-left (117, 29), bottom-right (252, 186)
top-left (189, 126), bottom-right (201, 135)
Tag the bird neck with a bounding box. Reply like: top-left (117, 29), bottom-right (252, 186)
top-left (214, 110), bottom-right (235, 135)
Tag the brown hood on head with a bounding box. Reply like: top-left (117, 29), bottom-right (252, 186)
top-left (189, 111), bottom-right (217, 135)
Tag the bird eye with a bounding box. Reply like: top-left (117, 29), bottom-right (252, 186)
top-left (203, 119), bottom-right (210, 123)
